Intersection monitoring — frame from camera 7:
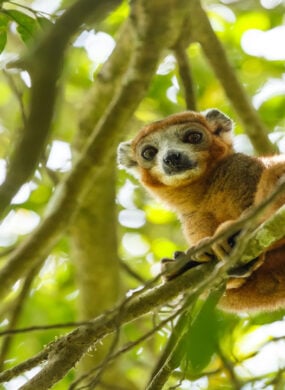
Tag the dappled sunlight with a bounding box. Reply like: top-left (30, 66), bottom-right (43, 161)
top-left (5, 367), bottom-right (41, 390)
top-left (253, 76), bottom-right (285, 109)
top-left (260, 0), bottom-right (283, 8)
top-left (12, 183), bottom-right (34, 205)
top-left (46, 140), bottom-right (72, 172)
top-left (74, 30), bottom-right (115, 73)
top-left (122, 233), bottom-right (150, 257)
top-left (0, 209), bottom-right (40, 246)
top-left (117, 179), bottom-right (138, 209)
top-left (32, 0), bottom-right (61, 13)
top-left (236, 321), bottom-right (285, 356)
top-left (238, 339), bottom-right (285, 379)
top-left (119, 209), bottom-right (146, 228)
top-left (241, 26), bottom-right (285, 60)
top-left (0, 159), bottom-right (6, 185)
top-left (156, 55), bottom-right (176, 75)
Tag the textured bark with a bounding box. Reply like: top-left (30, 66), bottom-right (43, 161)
top-left (70, 170), bottom-right (119, 317)
top-left (68, 20), bottom-right (135, 386)
top-left (69, 164), bottom-right (131, 387)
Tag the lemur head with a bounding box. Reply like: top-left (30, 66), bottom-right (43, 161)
top-left (118, 109), bottom-right (234, 193)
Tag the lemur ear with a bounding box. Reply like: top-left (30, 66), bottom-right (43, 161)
top-left (203, 108), bottom-right (233, 145)
top-left (117, 141), bottom-right (138, 171)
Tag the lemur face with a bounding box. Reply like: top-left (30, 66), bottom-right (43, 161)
top-left (118, 109), bottom-right (233, 188)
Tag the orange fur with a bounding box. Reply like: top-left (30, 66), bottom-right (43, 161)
top-left (220, 245), bottom-right (285, 311)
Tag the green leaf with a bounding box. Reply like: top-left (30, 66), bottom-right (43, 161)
top-left (0, 29), bottom-right (6, 53)
top-left (0, 12), bottom-right (9, 27)
top-left (0, 13), bottom-right (9, 52)
top-left (37, 16), bottom-right (54, 31)
top-left (182, 288), bottom-right (223, 373)
top-left (5, 10), bottom-right (38, 43)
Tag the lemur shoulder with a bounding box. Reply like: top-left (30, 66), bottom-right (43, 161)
top-left (118, 109), bottom-right (285, 312)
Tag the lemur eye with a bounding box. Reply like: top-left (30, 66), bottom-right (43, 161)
top-left (183, 131), bottom-right (203, 144)
top-left (141, 146), bottom-right (158, 161)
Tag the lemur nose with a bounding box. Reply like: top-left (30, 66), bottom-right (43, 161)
top-left (163, 151), bottom-right (182, 167)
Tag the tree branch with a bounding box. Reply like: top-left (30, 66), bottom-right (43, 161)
top-left (69, 20), bottom-right (135, 382)
top-left (70, 307), bottom-right (184, 389)
top-left (188, 0), bottom-right (275, 155)
top-left (0, 265), bottom-right (39, 370)
top-left (174, 43), bottom-right (197, 111)
top-left (1, 203), bottom-right (284, 388)
top-left (0, 0), bottom-right (122, 217)
top-left (240, 204), bottom-right (285, 264)
top-left (76, 19), bottom-right (134, 149)
top-left (9, 263), bottom-right (217, 390)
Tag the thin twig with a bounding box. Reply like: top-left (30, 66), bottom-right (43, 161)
top-left (0, 321), bottom-right (95, 337)
top-left (0, 265), bottom-right (39, 370)
top-left (70, 305), bottom-right (186, 390)
top-left (3, 70), bottom-right (27, 126)
top-left (146, 286), bottom-right (225, 390)
top-left (174, 43), bottom-right (196, 111)
top-left (217, 346), bottom-right (242, 390)
top-left (119, 258), bottom-right (147, 284)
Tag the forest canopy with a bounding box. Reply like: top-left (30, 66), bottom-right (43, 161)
top-left (0, 0), bottom-right (284, 389)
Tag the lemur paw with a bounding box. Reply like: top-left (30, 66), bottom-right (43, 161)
top-left (189, 237), bottom-right (216, 262)
top-left (191, 231), bottom-right (240, 262)
top-left (161, 251), bottom-right (201, 281)
top-left (212, 231), bottom-right (240, 260)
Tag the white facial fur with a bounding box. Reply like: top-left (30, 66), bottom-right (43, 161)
top-left (119, 123), bottom-right (212, 186)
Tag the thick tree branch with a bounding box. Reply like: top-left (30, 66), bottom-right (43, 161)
top-left (188, 0), bottom-right (275, 155)
top-left (12, 264), bottom-right (218, 390)
top-left (76, 20), bottom-right (134, 148)
top-left (1, 205), bottom-right (284, 388)
top-left (69, 308), bottom-right (181, 389)
top-left (240, 204), bottom-right (285, 263)
top-left (0, 0), bottom-right (122, 217)
top-left (69, 21), bottom-right (135, 381)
